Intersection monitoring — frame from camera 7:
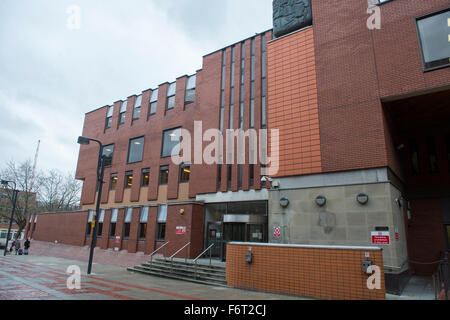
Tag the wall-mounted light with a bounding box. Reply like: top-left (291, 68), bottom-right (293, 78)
top-left (180, 209), bottom-right (185, 215)
top-left (315, 195), bottom-right (326, 207)
top-left (357, 193), bottom-right (369, 205)
top-left (280, 197), bottom-right (289, 208)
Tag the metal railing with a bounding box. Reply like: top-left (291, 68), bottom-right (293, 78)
top-left (169, 242), bottom-right (191, 271)
top-left (148, 241), bottom-right (170, 264)
top-left (193, 244), bottom-right (215, 279)
top-left (433, 251), bottom-right (449, 300)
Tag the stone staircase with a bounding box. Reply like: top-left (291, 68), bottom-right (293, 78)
top-left (127, 258), bottom-right (227, 287)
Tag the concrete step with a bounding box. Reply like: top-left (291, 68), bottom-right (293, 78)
top-left (128, 257), bottom-right (227, 287)
top-left (127, 266), bottom-right (228, 287)
top-left (135, 264), bottom-right (226, 282)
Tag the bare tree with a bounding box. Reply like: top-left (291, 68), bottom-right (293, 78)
top-left (0, 159), bottom-right (39, 239)
top-left (38, 170), bottom-right (82, 212)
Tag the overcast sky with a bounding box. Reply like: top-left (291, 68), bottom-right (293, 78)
top-left (0, 0), bottom-right (273, 174)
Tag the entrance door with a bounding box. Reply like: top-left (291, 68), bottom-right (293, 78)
top-left (221, 223), bottom-right (246, 261)
top-left (206, 222), bottom-right (223, 258)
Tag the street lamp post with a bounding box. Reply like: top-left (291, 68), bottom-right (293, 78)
top-left (2, 180), bottom-right (18, 257)
top-left (77, 136), bottom-right (105, 275)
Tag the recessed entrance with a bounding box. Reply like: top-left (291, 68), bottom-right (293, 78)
top-left (204, 201), bottom-right (268, 261)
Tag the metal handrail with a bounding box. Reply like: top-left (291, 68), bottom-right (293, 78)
top-left (433, 251), bottom-right (449, 300)
top-left (193, 244), bottom-right (215, 279)
top-left (170, 242), bottom-right (191, 266)
top-left (149, 241), bottom-right (170, 264)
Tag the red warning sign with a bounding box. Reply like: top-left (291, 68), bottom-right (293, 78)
top-left (273, 226), bottom-right (281, 238)
top-left (371, 231), bottom-right (390, 245)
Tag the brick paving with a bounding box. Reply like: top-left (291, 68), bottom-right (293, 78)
top-left (0, 255), bottom-right (303, 300)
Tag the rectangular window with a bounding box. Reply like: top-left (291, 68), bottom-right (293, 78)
top-left (127, 136), bottom-right (145, 163)
top-left (166, 82), bottom-right (176, 110)
top-left (217, 164), bottom-right (222, 190)
top-left (250, 38), bottom-right (256, 128)
top-left (426, 136), bottom-right (440, 173)
top-left (119, 100), bottom-right (127, 125)
top-left (86, 210), bottom-right (94, 235)
top-left (97, 210), bottom-right (105, 237)
top-left (261, 34), bottom-right (267, 128)
top-left (109, 208), bottom-right (118, 238)
top-left (409, 138), bottom-right (420, 175)
top-left (416, 9), bottom-right (450, 71)
top-left (161, 127), bottom-right (182, 157)
top-left (185, 75), bottom-right (196, 104)
top-left (149, 89), bottom-right (158, 116)
top-left (105, 105), bottom-right (114, 129)
top-left (102, 144), bottom-right (114, 167)
top-left (238, 164), bottom-right (243, 189)
top-left (139, 207), bottom-right (149, 240)
top-left (446, 134), bottom-right (450, 173)
top-left (249, 164), bottom-right (254, 188)
top-left (110, 174), bottom-right (118, 190)
top-left (156, 205), bottom-right (167, 241)
top-left (124, 171), bottom-right (133, 189)
top-left (179, 163), bottom-right (191, 183)
top-left (159, 166), bottom-right (169, 185)
top-left (123, 208), bottom-right (132, 239)
top-left (141, 168), bottom-right (150, 187)
top-left (227, 165), bottom-right (232, 189)
top-left (133, 95), bottom-right (142, 120)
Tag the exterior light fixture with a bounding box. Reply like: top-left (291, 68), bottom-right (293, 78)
top-left (180, 209), bottom-right (185, 215)
top-left (357, 193), bottom-right (369, 205)
top-left (280, 197), bottom-right (289, 208)
top-left (315, 195), bottom-right (326, 207)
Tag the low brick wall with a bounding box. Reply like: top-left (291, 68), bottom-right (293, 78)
top-left (226, 242), bottom-right (385, 300)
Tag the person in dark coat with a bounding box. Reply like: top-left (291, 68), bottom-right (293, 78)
top-left (24, 238), bottom-right (30, 255)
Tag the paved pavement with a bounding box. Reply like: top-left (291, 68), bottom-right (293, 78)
top-left (0, 254), bottom-right (306, 300)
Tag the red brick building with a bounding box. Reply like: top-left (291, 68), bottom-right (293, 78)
top-left (28, 0), bottom-right (449, 294)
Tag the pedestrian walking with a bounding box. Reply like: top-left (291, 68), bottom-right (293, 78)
top-left (9, 240), bottom-right (15, 254)
top-left (24, 238), bottom-right (30, 255)
top-left (14, 239), bottom-right (20, 255)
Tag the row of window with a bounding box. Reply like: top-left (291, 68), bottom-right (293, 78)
top-left (219, 33), bottom-right (268, 133)
top-left (87, 205), bottom-right (167, 241)
top-left (105, 75), bottom-right (196, 130)
top-left (109, 163), bottom-right (191, 191)
top-left (101, 127), bottom-right (182, 168)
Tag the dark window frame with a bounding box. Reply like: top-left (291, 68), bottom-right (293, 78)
top-left (415, 8), bottom-right (450, 72)
top-left (159, 166), bottom-right (169, 185)
top-left (161, 127), bottom-right (182, 158)
top-left (102, 144), bottom-right (114, 168)
top-left (179, 163), bottom-right (191, 183)
top-left (141, 168), bottom-right (150, 187)
top-left (124, 171), bottom-right (133, 189)
top-left (110, 173), bottom-right (118, 190)
top-left (127, 136), bottom-right (145, 164)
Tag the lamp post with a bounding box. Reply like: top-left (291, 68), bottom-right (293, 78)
top-left (77, 136), bottom-right (105, 275)
top-left (2, 180), bottom-right (18, 257)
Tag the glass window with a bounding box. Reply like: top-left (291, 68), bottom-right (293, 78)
top-left (426, 136), bottom-right (440, 173)
top-left (124, 171), bottom-right (133, 189)
top-left (105, 105), bottom-right (114, 129)
top-left (161, 127), bottom-right (181, 157)
top-left (127, 137), bottom-right (145, 163)
top-left (119, 100), bottom-right (127, 124)
top-left (110, 174), bottom-right (118, 190)
top-left (227, 165), bottom-right (232, 189)
top-left (238, 164), bottom-right (243, 189)
top-left (139, 207), bottom-right (148, 240)
top-left (141, 168), bottom-right (150, 187)
top-left (156, 205), bottom-right (167, 241)
top-left (110, 208), bottom-right (118, 238)
top-left (446, 134), bottom-right (450, 173)
top-left (409, 138), bottom-right (420, 175)
top-left (102, 144), bottom-right (114, 167)
top-left (133, 95), bottom-right (142, 120)
top-left (149, 89), bottom-right (158, 116)
top-left (417, 9), bottom-right (450, 70)
top-left (185, 75), bottom-right (196, 104)
top-left (159, 166), bottom-right (169, 185)
top-left (249, 164), bottom-right (254, 188)
top-left (217, 164), bottom-right (222, 190)
top-left (123, 208), bottom-right (132, 239)
top-left (179, 164), bottom-right (191, 183)
top-left (166, 82), bottom-right (176, 110)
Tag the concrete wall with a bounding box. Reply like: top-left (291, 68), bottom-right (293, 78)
top-left (268, 178), bottom-right (408, 274)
